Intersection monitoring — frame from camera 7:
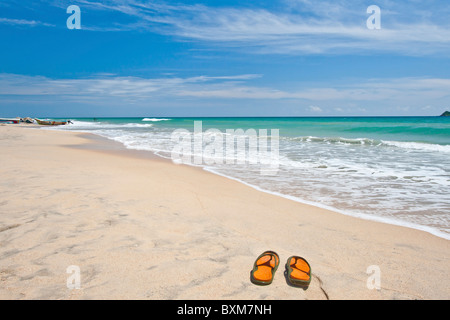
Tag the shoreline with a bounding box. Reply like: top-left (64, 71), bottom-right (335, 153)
top-left (49, 124), bottom-right (450, 241)
top-left (201, 166), bottom-right (450, 241)
top-left (0, 124), bottom-right (449, 299)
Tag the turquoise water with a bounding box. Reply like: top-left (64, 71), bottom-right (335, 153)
top-left (68, 116), bottom-right (450, 144)
top-left (51, 116), bottom-right (450, 239)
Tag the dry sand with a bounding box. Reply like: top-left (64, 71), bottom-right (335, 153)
top-left (0, 124), bottom-right (448, 300)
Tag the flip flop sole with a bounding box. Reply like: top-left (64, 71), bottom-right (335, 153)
top-left (250, 251), bottom-right (280, 285)
top-left (285, 255), bottom-right (311, 288)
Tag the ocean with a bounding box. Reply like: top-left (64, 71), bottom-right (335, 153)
top-left (49, 117), bottom-right (450, 240)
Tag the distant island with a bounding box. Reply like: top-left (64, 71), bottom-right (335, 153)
top-left (440, 111), bottom-right (450, 117)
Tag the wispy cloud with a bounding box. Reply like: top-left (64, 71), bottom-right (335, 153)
top-left (1, 73), bottom-right (449, 107)
top-left (0, 17), bottom-right (54, 27)
top-left (308, 106), bottom-right (323, 113)
top-left (0, 73), bottom-right (262, 99)
top-left (73, 0), bottom-right (450, 55)
top-left (3, 1), bottom-right (449, 55)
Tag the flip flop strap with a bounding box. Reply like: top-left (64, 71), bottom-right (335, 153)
top-left (256, 254), bottom-right (276, 269)
top-left (292, 257), bottom-right (310, 275)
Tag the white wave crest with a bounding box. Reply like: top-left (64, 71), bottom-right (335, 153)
top-left (289, 135), bottom-right (450, 153)
top-left (381, 140), bottom-right (450, 153)
top-left (142, 118), bottom-right (172, 122)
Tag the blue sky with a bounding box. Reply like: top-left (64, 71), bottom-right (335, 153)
top-left (1, 0), bottom-right (450, 117)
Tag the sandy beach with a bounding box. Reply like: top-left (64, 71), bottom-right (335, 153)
top-left (0, 124), bottom-right (448, 300)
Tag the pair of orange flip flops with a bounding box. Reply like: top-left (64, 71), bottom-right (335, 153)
top-left (250, 251), bottom-right (311, 287)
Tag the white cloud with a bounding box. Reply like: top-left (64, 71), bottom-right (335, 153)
top-left (0, 17), bottom-right (54, 27)
top-left (75, 0), bottom-right (450, 56)
top-left (2, 1), bottom-right (449, 55)
top-left (308, 105), bottom-right (323, 112)
top-left (1, 73), bottom-right (450, 106)
top-left (1, 73), bottom-right (449, 115)
top-left (0, 73), bottom-right (262, 98)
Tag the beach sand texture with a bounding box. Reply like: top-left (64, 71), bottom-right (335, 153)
top-left (0, 125), bottom-right (448, 300)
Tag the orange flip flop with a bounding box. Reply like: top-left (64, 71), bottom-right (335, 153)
top-left (250, 251), bottom-right (280, 285)
top-left (285, 256), bottom-right (311, 288)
